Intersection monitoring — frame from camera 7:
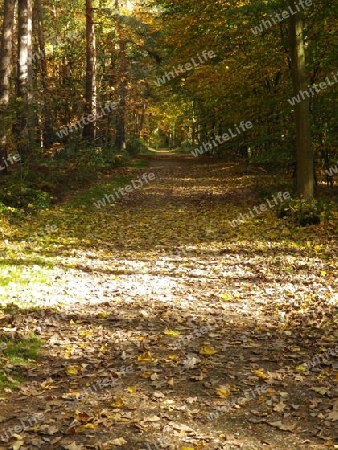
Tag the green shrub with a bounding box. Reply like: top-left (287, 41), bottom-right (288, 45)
top-left (0, 186), bottom-right (51, 211)
top-left (277, 198), bottom-right (333, 226)
top-left (126, 138), bottom-right (147, 156)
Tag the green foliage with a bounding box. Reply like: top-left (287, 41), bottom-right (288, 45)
top-left (0, 185), bottom-right (52, 211)
top-left (0, 332), bottom-right (41, 392)
top-left (130, 159), bottom-right (150, 169)
top-left (176, 140), bottom-right (194, 154)
top-left (126, 138), bottom-right (148, 156)
top-left (53, 142), bottom-right (129, 169)
top-left (68, 175), bottom-right (132, 210)
top-left (277, 198), bottom-right (334, 226)
top-left (2, 334), bottom-right (41, 364)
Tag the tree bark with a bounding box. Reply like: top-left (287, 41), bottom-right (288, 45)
top-left (34, 0), bottom-right (53, 148)
top-left (82, 0), bottom-right (96, 140)
top-left (15, 0), bottom-right (33, 153)
top-left (0, 0), bottom-right (16, 174)
top-left (288, 0), bottom-right (313, 198)
top-left (0, 0), bottom-right (16, 106)
top-left (114, 0), bottom-right (126, 150)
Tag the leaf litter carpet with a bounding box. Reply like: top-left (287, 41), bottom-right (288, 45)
top-left (0, 154), bottom-right (337, 450)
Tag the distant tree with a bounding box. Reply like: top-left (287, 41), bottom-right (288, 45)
top-left (83, 0), bottom-right (96, 140)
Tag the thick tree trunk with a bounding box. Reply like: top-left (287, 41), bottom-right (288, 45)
top-left (0, 0), bottom-right (16, 175)
top-left (82, 0), bottom-right (96, 140)
top-left (288, 0), bottom-right (313, 198)
top-left (0, 0), bottom-right (16, 106)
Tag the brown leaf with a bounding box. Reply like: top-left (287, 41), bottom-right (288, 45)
top-left (267, 420), bottom-right (296, 432)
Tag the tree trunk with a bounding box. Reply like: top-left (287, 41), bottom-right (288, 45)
top-left (114, 0), bottom-right (126, 150)
top-left (82, 0), bottom-right (96, 140)
top-left (288, 0), bottom-right (313, 198)
top-left (0, 0), bottom-right (16, 174)
top-left (34, 0), bottom-right (53, 148)
top-left (15, 0), bottom-right (33, 154)
top-left (0, 0), bottom-right (16, 106)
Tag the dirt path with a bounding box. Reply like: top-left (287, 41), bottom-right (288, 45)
top-left (0, 154), bottom-right (337, 450)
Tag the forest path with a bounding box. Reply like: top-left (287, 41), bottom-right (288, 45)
top-left (0, 153), bottom-right (337, 450)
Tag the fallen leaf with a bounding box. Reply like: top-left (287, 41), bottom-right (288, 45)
top-left (273, 402), bottom-right (286, 413)
top-left (199, 345), bottom-right (218, 356)
top-left (295, 364), bottom-right (307, 372)
top-left (112, 397), bottom-right (124, 407)
top-left (110, 437), bottom-right (127, 446)
top-left (164, 329), bottom-right (181, 336)
top-left (66, 365), bottom-right (81, 376)
top-left (327, 400), bottom-right (338, 421)
top-left (268, 420), bottom-right (296, 432)
top-left (137, 351), bottom-right (153, 362)
top-left (127, 385), bottom-right (137, 393)
top-left (144, 415), bottom-right (161, 422)
top-left (254, 369), bottom-right (268, 380)
top-left (216, 385), bottom-right (231, 397)
top-left (310, 387), bottom-right (330, 396)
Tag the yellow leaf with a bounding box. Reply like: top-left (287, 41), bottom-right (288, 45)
top-left (66, 365), bottom-right (80, 376)
top-left (220, 293), bottom-right (232, 302)
top-left (127, 385), bottom-right (137, 393)
top-left (77, 423), bottom-right (98, 432)
top-left (137, 351), bottom-right (153, 361)
top-left (199, 345), bottom-right (218, 356)
top-left (295, 364), bottom-right (307, 372)
top-left (254, 369), bottom-right (267, 379)
top-left (111, 396), bottom-right (124, 407)
top-left (164, 329), bottom-right (181, 336)
top-left (320, 270), bottom-right (326, 276)
top-left (98, 311), bottom-right (108, 318)
top-left (78, 343), bottom-right (88, 349)
top-left (78, 330), bottom-right (94, 337)
top-left (216, 385), bottom-right (231, 397)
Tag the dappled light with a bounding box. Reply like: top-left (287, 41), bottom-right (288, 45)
top-left (0, 154), bottom-right (337, 449)
top-left (0, 0), bottom-right (338, 447)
